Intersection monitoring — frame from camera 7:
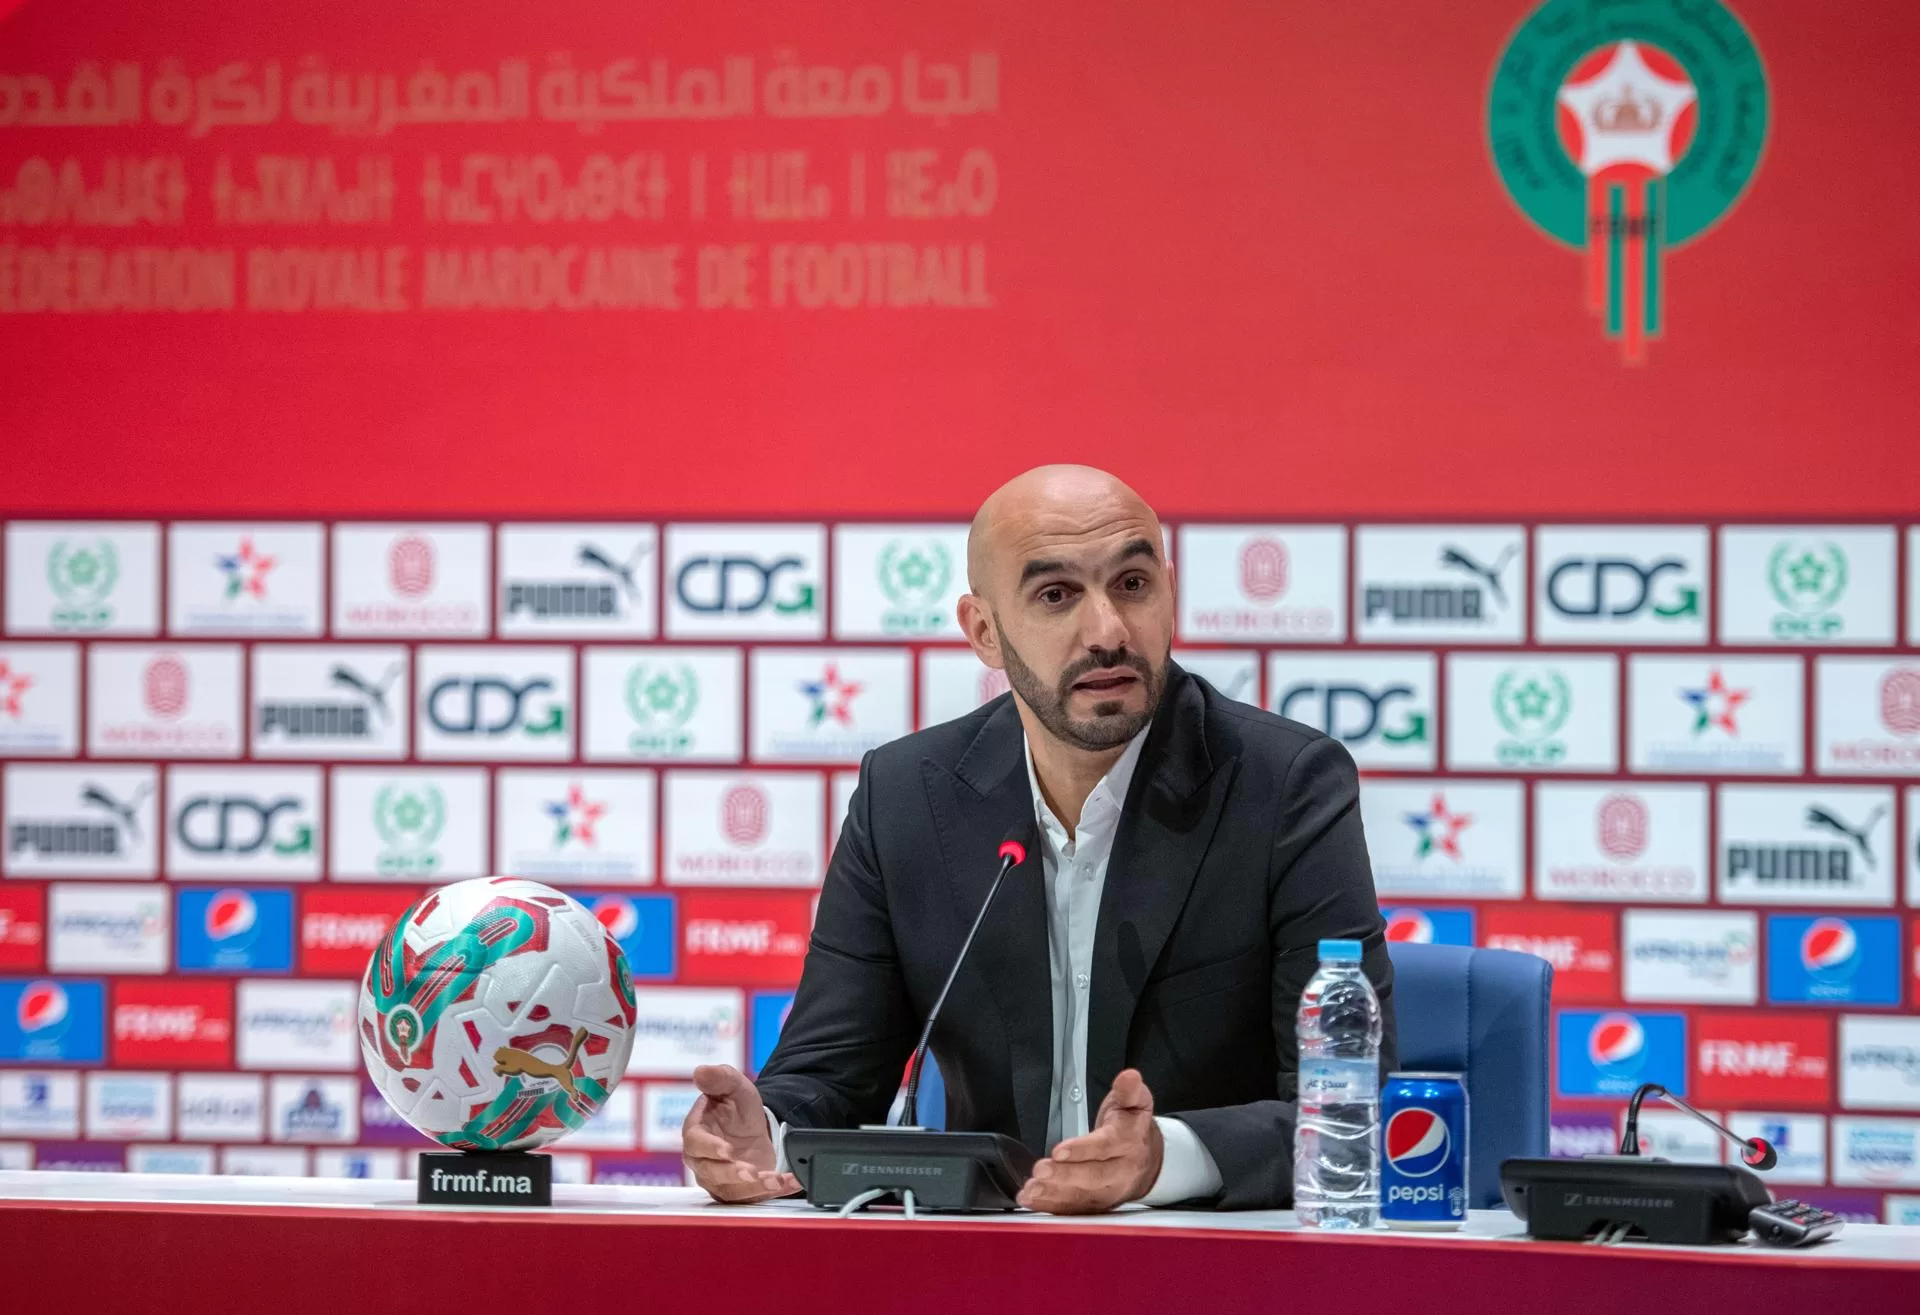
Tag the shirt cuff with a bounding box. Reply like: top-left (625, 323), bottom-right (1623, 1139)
top-left (764, 1106), bottom-right (790, 1175)
top-left (1140, 1116), bottom-right (1223, 1207)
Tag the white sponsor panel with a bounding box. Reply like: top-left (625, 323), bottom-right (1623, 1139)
top-left (750, 648), bottom-right (912, 763)
top-left (495, 769), bottom-right (656, 884)
top-left (127, 1144), bottom-right (215, 1175)
top-left (49, 883), bottom-right (170, 972)
top-left (499, 523), bottom-right (657, 638)
top-left (833, 524), bottom-right (969, 640)
top-left (0, 642), bottom-right (79, 755)
top-left (332, 524), bottom-right (490, 637)
top-left (1533, 783), bottom-right (1708, 904)
top-left (1840, 1016), bottom-right (1920, 1112)
top-left (167, 523), bottom-right (325, 636)
top-left (251, 646), bottom-right (409, 760)
top-left (165, 765), bottom-right (324, 880)
top-left (0, 1143), bottom-right (30, 1170)
top-left (1268, 652), bottom-right (1436, 771)
top-left (221, 1146), bottom-right (309, 1176)
top-left (640, 1082), bottom-right (701, 1151)
top-left (1354, 526), bottom-right (1525, 644)
top-left (664, 524), bottom-right (826, 640)
top-left (663, 772), bottom-right (824, 887)
top-left (87, 643), bottom-right (243, 758)
top-left (1446, 653), bottom-right (1618, 772)
top-left (237, 980), bottom-right (357, 1071)
top-left (5, 521), bottom-right (160, 636)
top-left (268, 1075), bottom-right (361, 1144)
top-left (415, 644), bottom-right (576, 761)
top-left (1719, 526), bottom-right (1896, 646)
top-left (2, 764), bottom-right (159, 878)
top-left (1178, 526), bottom-right (1346, 642)
top-left (1815, 657), bottom-right (1920, 777)
top-left (582, 646), bottom-right (744, 763)
top-left (1173, 651), bottom-right (1260, 707)
top-left (831, 770), bottom-right (859, 846)
top-left (328, 767), bottom-right (488, 882)
top-left (1724, 1113), bottom-right (1826, 1186)
top-left (1717, 784), bottom-right (1896, 907)
top-left (626, 987), bottom-right (747, 1076)
top-left (1832, 1117), bottom-right (1920, 1187)
top-left (1889, 1194), bottom-right (1920, 1227)
top-left (545, 1152), bottom-right (592, 1185)
top-left (0, 1071), bottom-right (80, 1136)
top-left (1622, 1109), bottom-right (1723, 1164)
top-left (919, 649), bottom-right (1009, 729)
top-left (1533, 526), bottom-right (1709, 645)
top-left (565, 1080), bottom-right (637, 1150)
top-left (1359, 779), bottom-right (1524, 899)
top-left (84, 1071), bottom-right (172, 1139)
top-left (1626, 655), bottom-right (1803, 774)
top-left (176, 1073), bottom-right (265, 1141)
top-left (1621, 910), bottom-right (1758, 1004)
top-left (313, 1148), bottom-right (403, 1179)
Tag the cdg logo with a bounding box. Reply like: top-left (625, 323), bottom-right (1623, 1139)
top-left (1277, 683), bottom-right (1429, 745)
top-left (675, 556), bottom-right (817, 615)
top-left (174, 796), bottom-right (315, 855)
top-left (1544, 557), bottom-right (1698, 620)
top-left (426, 676), bottom-right (566, 736)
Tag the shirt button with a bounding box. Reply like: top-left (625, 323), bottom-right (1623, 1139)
top-left (1070, 1086), bottom-right (1083, 1103)
top-left (1074, 973), bottom-right (1088, 990)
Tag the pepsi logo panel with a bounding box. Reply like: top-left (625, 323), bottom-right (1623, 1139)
top-left (1381, 1072), bottom-right (1468, 1229)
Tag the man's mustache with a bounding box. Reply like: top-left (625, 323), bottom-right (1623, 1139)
top-left (1058, 651), bottom-right (1153, 693)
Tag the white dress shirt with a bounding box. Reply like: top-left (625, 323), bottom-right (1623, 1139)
top-left (1022, 724), bottom-right (1223, 1206)
top-left (766, 723), bottom-right (1223, 1206)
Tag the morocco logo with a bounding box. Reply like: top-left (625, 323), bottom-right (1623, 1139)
top-left (1488, 0), bottom-right (1769, 362)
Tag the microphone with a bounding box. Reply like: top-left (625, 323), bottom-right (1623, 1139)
top-left (898, 826), bottom-right (1033, 1129)
top-left (1617, 1082), bottom-right (1778, 1171)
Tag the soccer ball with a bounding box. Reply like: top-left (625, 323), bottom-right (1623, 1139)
top-left (358, 876), bottom-right (636, 1151)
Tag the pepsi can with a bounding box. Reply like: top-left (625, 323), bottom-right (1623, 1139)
top-left (1381, 1072), bottom-right (1468, 1229)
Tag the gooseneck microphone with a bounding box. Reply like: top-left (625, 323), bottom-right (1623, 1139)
top-left (898, 826), bottom-right (1034, 1129)
top-left (1618, 1082), bottom-right (1778, 1171)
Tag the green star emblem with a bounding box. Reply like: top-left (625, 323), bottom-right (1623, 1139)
top-left (1784, 552), bottom-right (1827, 596)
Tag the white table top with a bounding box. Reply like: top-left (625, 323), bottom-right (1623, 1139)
top-left (3, 1170), bottom-right (1918, 1265)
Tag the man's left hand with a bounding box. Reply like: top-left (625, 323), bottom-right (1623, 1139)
top-left (1017, 1068), bottom-right (1164, 1214)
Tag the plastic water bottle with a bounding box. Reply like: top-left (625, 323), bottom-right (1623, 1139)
top-left (1293, 937), bottom-right (1383, 1228)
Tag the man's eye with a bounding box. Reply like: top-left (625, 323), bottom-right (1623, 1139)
top-left (1039, 587), bottom-right (1067, 606)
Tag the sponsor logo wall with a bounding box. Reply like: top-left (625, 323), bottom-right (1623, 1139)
top-left (0, 518), bottom-right (1914, 1213)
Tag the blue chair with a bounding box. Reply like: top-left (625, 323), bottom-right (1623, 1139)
top-left (1387, 941), bottom-right (1553, 1208)
top-left (912, 942), bottom-right (1550, 1209)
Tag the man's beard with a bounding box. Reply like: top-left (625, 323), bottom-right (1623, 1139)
top-left (996, 625), bottom-right (1165, 751)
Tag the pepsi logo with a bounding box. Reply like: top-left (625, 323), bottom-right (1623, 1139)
top-left (206, 890), bottom-right (257, 942)
top-left (1800, 917), bottom-right (1858, 978)
top-left (143, 656), bottom-right (189, 719)
top-left (594, 897), bottom-right (639, 942)
top-left (1384, 910), bottom-right (1434, 944)
top-left (1595, 792), bottom-right (1648, 861)
top-left (1385, 1107), bottom-right (1451, 1178)
top-left (1239, 537), bottom-right (1290, 603)
top-left (17, 980), bottom-right (68, 1034)
top-left (1880, 668), bottom-right (1920, 736)
top-left (721, 784), bottom-right (769, 847)
top-left (1587, 1013), bottom-right (1646, 1070)
top-left (388, 535), bottom-right (435, 598)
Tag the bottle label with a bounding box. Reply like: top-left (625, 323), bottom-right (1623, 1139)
top-left (1299, 1058), bottom-right (1378, 1105)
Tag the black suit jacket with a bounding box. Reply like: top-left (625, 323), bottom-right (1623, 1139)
top-left (757, 663), bottom-right (1396, 1209)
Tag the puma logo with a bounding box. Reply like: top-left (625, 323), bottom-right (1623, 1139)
top-left (1439, 544), bottom-right (1518, 606)
top-left (1805, 803), bottom-right (1887, 870)
top-left (492, 1027), bottom-right (588, 1096)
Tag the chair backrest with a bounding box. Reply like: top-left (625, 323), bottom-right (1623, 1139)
top-left (1386, 942), bottom-right (1554, 1208)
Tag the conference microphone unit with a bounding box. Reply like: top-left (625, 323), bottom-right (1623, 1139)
top-left (783, 824), bottom-right (1040, 1216)
top-left (1499, 1081), bottom-right (1773, 1245)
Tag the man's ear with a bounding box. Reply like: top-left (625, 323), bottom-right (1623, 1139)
top-left (956, 593), bottom-right (1004, 670)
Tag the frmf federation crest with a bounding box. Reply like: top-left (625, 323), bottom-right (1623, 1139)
top-left (1488, 0), bottom-right (1769, 362)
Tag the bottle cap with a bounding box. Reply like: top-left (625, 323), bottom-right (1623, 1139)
top-left (1317, 938), bottom-right (1363, 963)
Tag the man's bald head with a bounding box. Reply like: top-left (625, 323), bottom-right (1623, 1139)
top-left (965, 465), bottom-right (1164, 602)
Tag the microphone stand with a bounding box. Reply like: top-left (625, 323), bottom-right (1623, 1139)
top-left (1617, 1083), bottom-right (1777, 1170)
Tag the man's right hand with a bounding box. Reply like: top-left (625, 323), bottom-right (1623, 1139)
top-left (681, 1064), bottom-right (801, 1204)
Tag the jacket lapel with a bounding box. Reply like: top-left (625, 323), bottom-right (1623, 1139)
top-left (1087, 666), bottom-right (1237, 1110)
top-left (920, 697), bottom-right (1054, 1153)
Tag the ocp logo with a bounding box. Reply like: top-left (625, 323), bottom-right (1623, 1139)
top-left (48, 538), bottom-right (118, 628)
top-left (676, 557), bottom-right (816, 616)
top-left (1767, 540), bottom-right (1848, 639)
top-left (1385, 1107), bottom-right (1452, 1178)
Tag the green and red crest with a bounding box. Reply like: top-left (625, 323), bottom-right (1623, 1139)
top-left (1488, 0), bottom-right (1770, 361)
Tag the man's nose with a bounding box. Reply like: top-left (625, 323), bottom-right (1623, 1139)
top-left (1079, 591), bottom-right (1131, 652)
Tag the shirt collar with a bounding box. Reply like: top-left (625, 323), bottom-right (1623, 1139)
top-left (1022, 721), bottom-right (1152, 837)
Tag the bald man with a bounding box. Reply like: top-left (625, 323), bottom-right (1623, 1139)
top-left (681, 466), bottom-right (1395, 1212)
